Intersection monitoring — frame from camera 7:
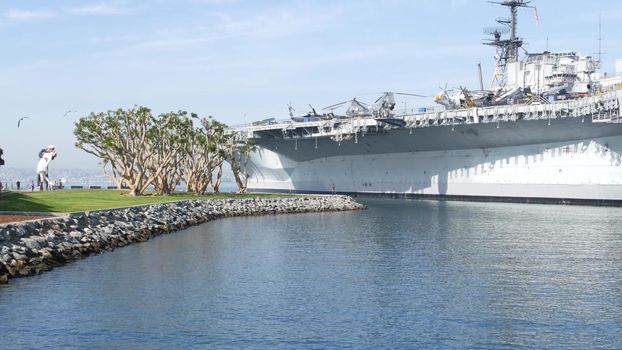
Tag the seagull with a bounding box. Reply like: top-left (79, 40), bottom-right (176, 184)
top-left (17, 116), bottom-right (31, 128)
top-left (63, 110), bottom-right (77, 117)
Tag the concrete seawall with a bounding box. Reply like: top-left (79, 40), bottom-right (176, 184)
top-left (0, 196), bottom-right (366, 284)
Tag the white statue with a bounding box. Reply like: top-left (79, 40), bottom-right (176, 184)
top-left (36, 145), bottom-right (58, 190)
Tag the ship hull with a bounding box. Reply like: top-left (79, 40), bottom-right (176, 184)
top-left (246, 117), bottom-right (622, 204)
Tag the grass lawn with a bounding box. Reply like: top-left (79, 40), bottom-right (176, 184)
top-left (0, 189), bottom-right (293, 213)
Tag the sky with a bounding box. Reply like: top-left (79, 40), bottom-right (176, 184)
top-left (0, 0), bottom-right (621, 169)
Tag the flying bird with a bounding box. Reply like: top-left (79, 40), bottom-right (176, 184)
top-left (63, 110), bottom-right (77, 117)
top-left (17, 116), bottom-right (31, 128)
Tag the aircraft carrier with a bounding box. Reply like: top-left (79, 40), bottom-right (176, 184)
top-left (234, 0), bottom-right (622, 204)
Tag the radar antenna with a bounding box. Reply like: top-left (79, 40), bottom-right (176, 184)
top-left (593, 15), bottom-right (606, 68)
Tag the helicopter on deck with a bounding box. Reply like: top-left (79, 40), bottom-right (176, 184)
top-left (288, 103), bottom-right (332, 122)
top-left (321, 92), bottom-right (426, 119)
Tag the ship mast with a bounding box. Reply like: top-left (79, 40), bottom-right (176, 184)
top-left (508, 1), bottom-right (521, 62)
top-left (484, 0), bottom-right (533, 88)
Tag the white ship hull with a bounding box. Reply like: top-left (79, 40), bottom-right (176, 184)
top-left (246, 115), bottom-right (622, 204)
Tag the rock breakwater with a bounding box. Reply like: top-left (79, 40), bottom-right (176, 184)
top-left (0, 195), bottom-right (365, 284)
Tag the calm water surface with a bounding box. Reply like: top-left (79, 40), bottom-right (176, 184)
top-left (1, 199), bottom-right (622, 349)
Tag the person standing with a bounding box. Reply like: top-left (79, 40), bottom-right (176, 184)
top-left (16, 180), bottom-right (20, 190)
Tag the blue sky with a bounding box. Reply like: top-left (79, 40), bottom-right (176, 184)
top-left (0, 0), bottom-right (621, 169)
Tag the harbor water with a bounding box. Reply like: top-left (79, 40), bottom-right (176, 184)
top-left (1, 198), bottom-right (622, 349)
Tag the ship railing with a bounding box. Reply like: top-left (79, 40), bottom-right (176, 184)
top-left (591, 90), bottom-right (621, 123)
top-left (402, 90), bottom-right (621, 129)
top-left (231, 119), bottom-right (336, 136)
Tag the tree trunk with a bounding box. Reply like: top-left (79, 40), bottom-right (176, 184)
top-left (212, 164), bottom-right (223, 193)
top-left (232, 168), bottom-right (246, 193)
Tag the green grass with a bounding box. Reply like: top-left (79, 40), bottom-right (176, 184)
top-left (0, 189), bottom-right (294, 213)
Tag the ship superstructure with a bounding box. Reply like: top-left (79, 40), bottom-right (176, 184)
top-left (234, 1), bottom-right (622, 204)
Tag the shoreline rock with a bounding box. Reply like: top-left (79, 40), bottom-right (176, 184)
top-left (0, 195), bottom-right (365, 284)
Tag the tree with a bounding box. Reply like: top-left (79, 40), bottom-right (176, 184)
top-left (209, 120), bottom-right (228, 193)
top-left (74, 107), bottom-right (154, 196)
top-left (147, 111), bottom-right (194, 195)
top-left (181, 127), bottom-right (209, 194)
top-left (225, 133), bottom-right (256, 193)
top-left (180, 116), bottom-right (227, 194)
top-left (75, 106), bottom-right (236, 196)
top-left (75, 107), bottom-right (196, 196)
